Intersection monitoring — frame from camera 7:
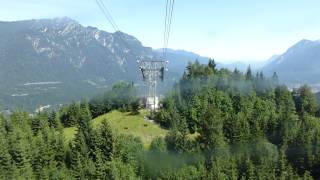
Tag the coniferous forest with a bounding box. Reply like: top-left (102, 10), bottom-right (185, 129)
top-left (1, 59), bottom-right (320, 179)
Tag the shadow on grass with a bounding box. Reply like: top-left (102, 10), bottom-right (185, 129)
top-left (129, 111), bottom-right (140, 115)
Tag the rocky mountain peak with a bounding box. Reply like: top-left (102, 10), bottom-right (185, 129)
top-left (263, 39), bottom-right (320, 84)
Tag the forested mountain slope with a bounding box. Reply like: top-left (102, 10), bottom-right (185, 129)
top-left (263, 39), bottom-right (320, 84)
top-left (0, 17), bottom-right (179, 111)
top-left (154, 60), bottom-right (320, 178)
top-left (1, 60), bottom-right (320, 179)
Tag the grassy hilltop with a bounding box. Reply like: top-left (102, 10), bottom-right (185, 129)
top-left (64, 110), bottom-right (168, 147)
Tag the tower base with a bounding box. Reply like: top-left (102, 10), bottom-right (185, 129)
top-left (146, 96), bottom-right (159, 111)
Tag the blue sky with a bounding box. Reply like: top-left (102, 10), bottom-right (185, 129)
top-left (1, 0), bottom-right (320, 63)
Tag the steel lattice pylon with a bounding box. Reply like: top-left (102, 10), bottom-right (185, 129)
top-left (137, 58), bottom-right (168, 111)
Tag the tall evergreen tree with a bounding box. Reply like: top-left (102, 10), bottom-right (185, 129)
top-left (198, 106), bottom-right (225, 151)
top-left (245, 65), bottom-right (253, 81)
top-left (98, 121), bottom-right (114, 161)
top-left (272, 72), bottom-right (279, 84)
top-left (294, 85), bottom-right (318, 116)
top-left (0, 129), bottom-right (13, 179)
top-left (208, 58), bottom-right (217, 72)
top-left (48, 110), bottom-right (61, 129)
top-left (150, 137), bottom-right (167, 153)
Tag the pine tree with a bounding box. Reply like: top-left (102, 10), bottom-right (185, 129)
top-left (0, 130), bottom-right (13, 179)
top-left (242, 159), bottom-right (255, 180)
top-left (54, 130), bottom-right (65, 168)
top-left (99, 120), bottom-right (113, 161)
top-left (150, 137), bottom-right (167, 153)
top-left (245, 65), bottom-right (253, 81)
top-left (208, 58), bottom-right (217, 72)
top-left (48, 110), bottom-right (61, 129)
top-left (294, 85), bottom-right (318, 116)
top-left (198, 106), bottom-right (225, 151)
top-left (94, 149), bottom-right (110, 179)
top-left (60, 102), bottom-right (80, 127)
top-left (131, 99), bottom-right (140, 115)
top-left (232, 68), bottom-right (242, 81)
top-left (272, 72), bottom-right (279, 84)
top-left (108, 159), bottom-right (138, 180)
top-left (113, 134), bottom-right (144, 169)
top-left (277, 145), bottom-right (291, 179)
top-left (31, 117), bottom-right (41, 135)
top-left (9, 130), bottom-right (33, 178)
top-left (72, 152), bottom-right (86, 179)
top-left (31, 134), bottom-right (46, 179)
top-left (78, 101), bottom-right (94, 154)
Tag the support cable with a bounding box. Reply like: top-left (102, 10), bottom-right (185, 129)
top-left (162, 0), bottom-right (175, 59)
top-left (94, 0), bottom-right (137, 59)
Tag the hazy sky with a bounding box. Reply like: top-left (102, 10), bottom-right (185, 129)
top-left (1, 0), bottom-right (320, 63)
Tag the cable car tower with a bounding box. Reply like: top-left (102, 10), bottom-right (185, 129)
top-left (137, 0), bottom-right (174, 111)
top-left (137, 58), bottom-right (168, 111)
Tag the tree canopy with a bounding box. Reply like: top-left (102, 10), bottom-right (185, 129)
top-left (0, 61), bottom-right (319, 179)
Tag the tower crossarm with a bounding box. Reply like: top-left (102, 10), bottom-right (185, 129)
top-left (137, 59), bottom-right (168, 111)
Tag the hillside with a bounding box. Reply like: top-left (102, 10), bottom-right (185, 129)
top-left (0, 17), bottom-right (267, 111)
top-left (155, 49), bottom-right (252, 73)
top-left (63, 110), bottom-right (168, 147)
top-left (2, 60), bottom-right (320, 179)
top-left (0, 17), bottom-right (179, 111)
top-left (155, 48), bottom-right (209, 74)
top-left (263, 39), bottom-right (320, 84)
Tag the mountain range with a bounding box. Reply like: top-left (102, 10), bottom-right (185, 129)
top-left (0, 17), bottom-right (165, 110)
top-left (0, 17), bottom-right (211, 111)
top-left (263, 39), bottom-right (320, 86)
top-left (0, 17), bottom-right (320, 111)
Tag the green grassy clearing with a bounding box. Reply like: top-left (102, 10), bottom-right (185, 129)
top-left (92, 110), bottom-right (168, 147)
top-left (63, 110), bottom-right (168, 147)
top-left (63, 126), bottom-right (77, 144)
